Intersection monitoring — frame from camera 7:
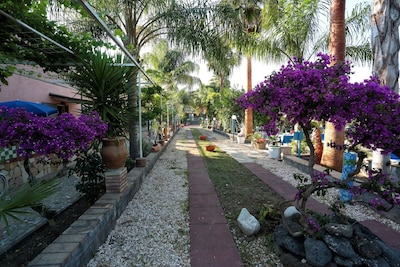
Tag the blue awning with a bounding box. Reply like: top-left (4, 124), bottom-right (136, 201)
top-left (0, 100), bottom-right (58, 117)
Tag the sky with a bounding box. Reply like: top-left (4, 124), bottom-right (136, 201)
top-left (195, 0), bottom-right (371, 89)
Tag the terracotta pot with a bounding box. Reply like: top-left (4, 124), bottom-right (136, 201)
top-left (135, 157), bottom-right (147, 167)
top-left (255, 142), bottom-right (266, 149)
top-left (206, 145), bottom-right (216, 152)
top-left (151, 143), bottom-right (161, 152)
top-left (199, 135), bottom-right (207, 140)
top-left (101, 138), bottom-right (128, 169)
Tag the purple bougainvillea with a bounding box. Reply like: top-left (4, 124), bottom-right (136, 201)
top-left (237, 53), bottom-right (400, 230)
top-left (0, 108), bottom-right (107, 160)
top-left (237, 53), bottom-right (400, 152)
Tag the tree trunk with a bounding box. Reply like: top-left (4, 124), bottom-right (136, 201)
top-left (314, 127), bottom-right (323, 164)
top-left (128, 68), bottom-right (140, 160)
top-left (371, 0), bottom-right (400, 93)
top-left (320, 0), bottom-right (346, 172)
top-left (244, 56), bottom-right (253, 137)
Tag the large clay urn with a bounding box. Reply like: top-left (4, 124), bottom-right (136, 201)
top-left (101, 138), bottom-right (128, 169)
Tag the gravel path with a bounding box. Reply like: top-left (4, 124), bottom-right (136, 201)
top-left (87, 131), bottom-right (190, 267)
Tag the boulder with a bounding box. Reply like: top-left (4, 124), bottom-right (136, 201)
top-left (284, 206), bottom-right (301, 221)
top-left (304, 238), bottom-right (332, 267)
top-left (237, 208), bottom-right (260, 236)
top-left (325, 223), bottom-right (353, 238)
top-left (274, 224), bottom-right (306, 257)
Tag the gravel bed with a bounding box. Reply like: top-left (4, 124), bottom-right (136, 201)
top-left (87, 132), bottom-right (190, 267)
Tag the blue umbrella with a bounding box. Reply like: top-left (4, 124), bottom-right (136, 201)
top-left (0, 100), bottom-right (58, 117)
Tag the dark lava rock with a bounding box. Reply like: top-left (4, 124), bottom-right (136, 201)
top-left (304, 238), bottom-right (332, 267)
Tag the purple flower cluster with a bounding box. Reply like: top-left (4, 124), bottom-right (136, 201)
top-left (305, 216), bottom-right (321, 233)
top-left (237, 53), bottom-right (400, 151)
top-left (0, 107), bottom-right (107, 160)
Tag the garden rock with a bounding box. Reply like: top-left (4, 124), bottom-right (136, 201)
top-left (237, 208), bottom-right (260, 236)
top-left (375, 239), bottom-right (400, 266)
top-left (325, 223), bottom-right (353, 238)
top-left (274, 224), bottom-right (305, 257)
top-left (274, 217), bottom-right (400, 267)
top-left (361, 192), bottom-right (392, 211)
top-left (284, 206), bottom-right (301, 221)
top-left (353, 236), bottom-right (382, 259)
top-left (323, 234), bottom-right (361, 265)
top-left (361, 256), bottom-right (391, 267)
top-left (334, 255), bottom-right (357, 267)
top-left (304, 238), bottom-right (332, 267)
top-left (284, 219), bottom-right (303, 237)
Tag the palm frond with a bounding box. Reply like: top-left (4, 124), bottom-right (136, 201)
top-left (0, 178), bottom-right (60, 231)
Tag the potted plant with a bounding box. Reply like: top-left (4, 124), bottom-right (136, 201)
top-left (67, 51), bottom-right (137, 169)
top-left (252, 132), bottom-right (266, 149)
top-left (205, 144), bottom-right (216, 151)
top-left (237, 132), bottom-right (245, 144)
top-left (267, 135), bottom-right (281, 159)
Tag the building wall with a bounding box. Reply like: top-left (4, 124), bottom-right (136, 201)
top-left (0, 71), bottom-right (82, 116)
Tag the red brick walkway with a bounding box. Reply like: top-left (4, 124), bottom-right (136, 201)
top-left (187, 131), bottom-right (243, 267)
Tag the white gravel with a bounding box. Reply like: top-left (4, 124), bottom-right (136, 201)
top-left (87, 131), bottom-right (190, 267)
top-left (87, 129), bottom-right (400, 267)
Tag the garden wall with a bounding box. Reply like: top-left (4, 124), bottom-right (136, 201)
top-left (0, 146), bottom-right (64, 189)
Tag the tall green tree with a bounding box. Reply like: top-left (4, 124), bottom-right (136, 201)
top-left (0, 0), bottom-right (105, 88)
top-left (143, 40), bottom-right (201, 93)
top-left (142, 39), bottom-right (202, 127)
top-left (260, 0), bottom-right (370, 62)
top-left (205, 46), bottom-right (241, 92)
top-left (80, 0), bottom-right (224, 159)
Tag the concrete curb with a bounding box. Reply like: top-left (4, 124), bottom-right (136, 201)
top-left (28, 132), bottom-right (177, 267)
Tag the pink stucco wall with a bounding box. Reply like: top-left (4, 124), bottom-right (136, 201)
top-left (0, 72), bottom-right (82, 116)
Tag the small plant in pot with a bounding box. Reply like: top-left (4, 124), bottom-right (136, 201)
top-left (67, 51), bottom-right (137, 169)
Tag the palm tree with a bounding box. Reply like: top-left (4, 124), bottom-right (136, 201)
top-left (143, 39), bottom-right (202, 116)
top-left (371, 0), bottom-right (400, 93)
top-left (143, 40), bottom-right (202, 94)
top-left (259, 0), bottom-right (370, 62)
top-left (205, 46), bottom-right (241, 92)
top-left (231, 0), bottom-right (263, 137)
top-left (320, 0), bottom-right (346, 172)
top-left (83, 0), bottom-right (216, 159)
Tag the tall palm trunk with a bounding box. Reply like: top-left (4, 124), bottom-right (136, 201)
top-left (320, 0), bottom-right (346, 172)
top-left (244, 56), bottom-right (253, 137)
top-left (128, 68), bottom-right (140, 160)
top-left (371, 0), bottom-right (400, 93)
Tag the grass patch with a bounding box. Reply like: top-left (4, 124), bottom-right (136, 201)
top-left (191, 128), bottom-right (287, 265)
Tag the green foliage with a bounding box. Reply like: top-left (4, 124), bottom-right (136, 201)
top-left (0, 1), bottom-right (108, 87)
top-left (125, 156), bottom-right (135, 172)
top-left (71, 146), bottom-right (106, 202)
top-left (141, 85), bottom-right (163, 122)
top-left (67, 52), bottom-right (137, 137)
top-left (259, 203), bottom-right (275, 224)
top-left (290, 139), bottom-right (309, 154)
top-left (0, 178), bottom-right (60, 231)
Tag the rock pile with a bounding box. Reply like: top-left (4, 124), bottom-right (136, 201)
top-left (274, 209), bottom-right (400, 267)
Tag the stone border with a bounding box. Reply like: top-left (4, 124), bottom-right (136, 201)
top-left (28, 132), bottom-right (176, 267)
